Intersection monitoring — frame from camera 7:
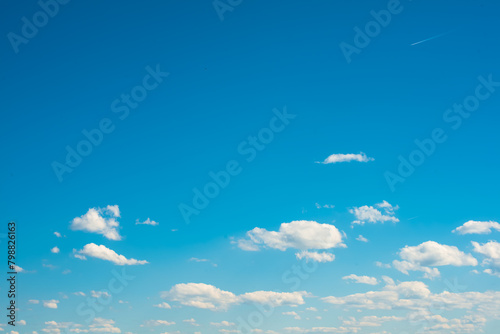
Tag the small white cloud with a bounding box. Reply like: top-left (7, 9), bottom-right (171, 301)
top-left (18, 320), bottom-right (26, 325)
top-left (62, 269), bottom-right (71, 275)
top-left (54, 232), bottom-right (62, 238)
top-left (43, 300), bottom-right (59, 309)
top-left (153, 302), bottom-right (171, 309)
top-left (51, 246), bottom-right (60, 254)
top-left (375, 261), bottom-right (391, 269)
top-left (135, 218), bottom-right (159, 226)
top-left (28, 299), bottom-right (40, 304)
top-left (74, 243), bottom-right (148, 265)
top-left (283, 311), bottom-right (301, 320)
top-left (210, 321), bottom-right (235, 327)
top-left (91, 290), bottom-right (111, 299)
top-left (318, 152), bottom-right (374, 164)
top-left (70, 205), bottom-right (121, 240)
top-left (351, 201), bottom-right (399, 226)
top-left (342, 274), bottom-right (378, 285)
top-left (141, 320), bottom-right (175, 327)
top-left (315, 203), bottom-right (335, 209)
top-left (356, 235), bottom-right (368, 242)
top-left (295, 251), bottom-right (335, 263)
top-left (453, 220), bottom-right (500, 235)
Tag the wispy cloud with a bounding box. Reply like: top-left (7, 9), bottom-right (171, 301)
top-left (317, 152), bottom-right (374, 164)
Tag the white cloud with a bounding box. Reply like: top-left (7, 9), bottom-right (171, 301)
top-left (318, 152), bottom-right (374, 164)
top-left (315, 203), bottom-right (335, 209)
top-left (342, 274), bottom-right (378, 285)
top-left (28, 299), bottom-right (40, 304)
top-left (453, 220), bottom-right (500, 235)
top-left (241, 290), bottom-right (309, 307)
top-left (183, 318), bottom-right (199, 326)
top-left (356, 235), bottom-right (368, 242)
top-left (162, 283), bottom-right (240, 311)
top-left (210, 321), bottom-right (235, 327)
top-left (51, 246), bottom-right (60, 254)
top-left (393, 241), bottom-right (477, 279)
top-left (43, 300), bottom-right (59, 309)
top-left (399, 241), bottom-right (478, 266)
top-left (89, 318), bottom-right (121, 333)
top-left (91, 290), bottom-right (111, 299)
top-left (153, 302), bottom-right (171, 309)
top-left (283, 311), bottom-right (301, 320)
top-left (237, 220), bottom-right (345, 252)
top-left (135, 218), bottom-right (159, 226)
top-left (54, 232), bottom-right (62, 238)
top-left (472, 240), bottom-right (500, 276)
top-left (18, 320), bottom-right (26, 325)
top-left (392, 241), bottom-right (478, 279)
top-left (74, 243), bottom-right (148, 265)
top-left (162, 283), bottom-right (309, 311)
top-left (70, 205), bottom-right (121, 240)
top-left (350, 201), bottom-right (399, 225)
top-left (392, 260), bottom-right (441, 279)
top-left (295, 251), bottom-right (335, 263)
top-left (472, 240), bottom-right (500, 259)
top-left (141, 320), bottom-right (175, 327)
top-left (375, 261), bottom-right (391, 269)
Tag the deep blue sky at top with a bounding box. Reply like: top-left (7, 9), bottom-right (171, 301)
top-left (0, 0), bottom-right (500, 323)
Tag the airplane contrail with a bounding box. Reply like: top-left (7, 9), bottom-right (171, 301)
top-left (410, 31), bottom-right (451, 46)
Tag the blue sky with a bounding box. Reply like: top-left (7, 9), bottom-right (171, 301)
top-left (1, 0), bottom-right (500, 333)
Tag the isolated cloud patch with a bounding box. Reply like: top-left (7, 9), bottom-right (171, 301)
top-left (136, 218), bottom-right (159, 226)
top-left (453, 220), bottom-right (500, 235)
top-left (237, 220), bottom-right (345, 254)
top-left (318, 152), bottom-right (374, 164)
top-left (295, 251), bottom-right (335, 263)
top-left (70, 205), bottom-right (121, 240)
top-left (350, 201), bottom-right (399, 225)
top-left (393, 241), bottom-right (477, 279)
top-left (342, 274), bottom-right (378, 285)
top-left (162, 283), bottom-right (309, 311)
top-left (43, 300), bottom-right (59, 309)
top-left (74, 243), bottom-right (148, 265)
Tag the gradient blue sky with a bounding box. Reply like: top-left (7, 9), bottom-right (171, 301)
top-left (1, 0), bottom-right (500, 333)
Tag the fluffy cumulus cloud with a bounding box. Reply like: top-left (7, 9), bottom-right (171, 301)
top-left (50, 246), bottom-right (60, 254)
top-left (70, 205), bottom-right (122, 240)
top-left (392, 241), bottom-right (477, 279)
top-left (472, 240), bottom-right (500, 277)
top-left (350, 201), bottom-right (399, 226)
top-left (318, 152), bottom-right (374, 164)
top-left (74, 243), bottom-right (148, 265)
top-left (295, 251), bottom-right (335, 263)
top-left (236, 220), bottom-right (345, 258)
top-left (43, 300), bottom-right (59, 309)
top-left (342, 274), bottom-right (378, 285)
top-left (162, 283), bottom-right (309, 311)
top-left (453, 220), bottom-right (500, 235)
